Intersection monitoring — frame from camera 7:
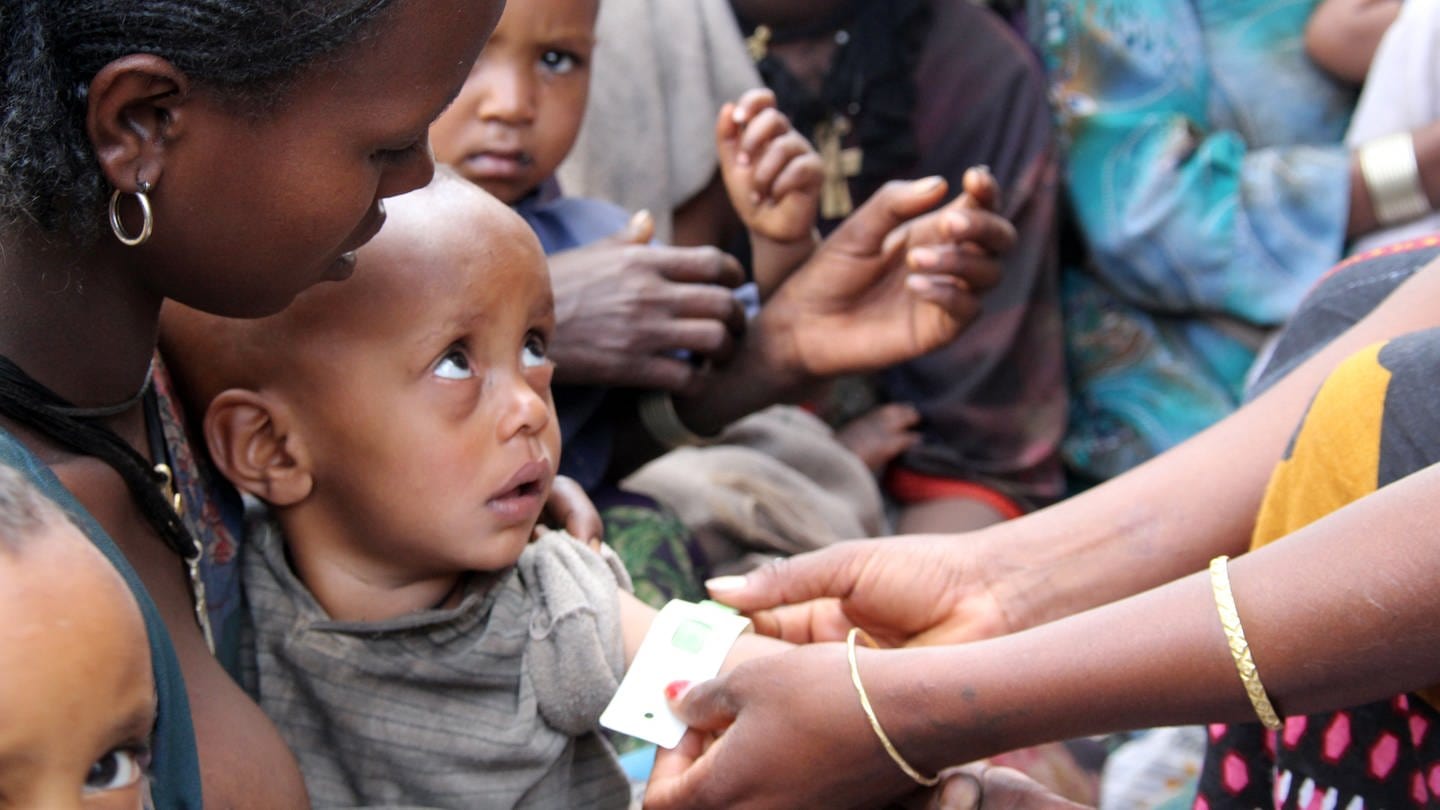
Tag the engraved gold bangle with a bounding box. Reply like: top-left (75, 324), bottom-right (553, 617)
top-left (1209, 556), bottom-right (1284, 731)
top-left (846, 627), bottom-right (941, 787)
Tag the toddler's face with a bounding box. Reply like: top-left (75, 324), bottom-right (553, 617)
top-left (429, 0), bottom-right (599, 204)
top-left (278, 184), bottom-right (562, 586)
top-left (0, 522), bottom-right (155, 810)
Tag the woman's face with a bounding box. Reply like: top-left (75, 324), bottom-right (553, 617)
top-left (136, 0), bottom-right (503, 318)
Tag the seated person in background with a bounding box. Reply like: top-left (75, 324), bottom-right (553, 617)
top-left (0, 464), bottom-right (156, 809)
top-left (555, 0), bottom-right (1065, 533)
top-left (428, 0), bottom-right (1008, 588)
top-left (1304, 0), bottom-right (1403, 85)
top-left (1341, 0), bottom-right (1440, 255)
top-left (729, 0), bottom-right (1069, 531)
top-left (159, 173), bottom-right (790, 808)
top-left (1031, 0), bottom-right (1406, 483)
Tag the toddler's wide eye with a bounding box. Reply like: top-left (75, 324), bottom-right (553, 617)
top-left (84, 747), bottom-right (148, 793)
top-left (521, 332), bottom-right (549, 369)
top-left (540, 50), bottom-right (579, 75)
top-left (434, 349), bottom-right (475, 380)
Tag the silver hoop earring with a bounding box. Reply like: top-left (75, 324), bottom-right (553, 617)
top-left (108, 180), bottom-right (154, 247)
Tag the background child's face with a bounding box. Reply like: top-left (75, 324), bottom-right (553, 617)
top-left (274, 184), bottom-right (563, 586)
top-left (429, 0), bottom-right (599, 204)
top-left (0, 523), bottom-right (155, 810)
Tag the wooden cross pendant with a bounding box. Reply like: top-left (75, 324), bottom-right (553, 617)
top-left (815, 115), bottom-right (863, 219)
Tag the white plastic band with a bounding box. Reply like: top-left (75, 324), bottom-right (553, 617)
top-left (1359, 131), bottom-right (1431, 227)
top-left (599, 600), bottom-right (751, 748)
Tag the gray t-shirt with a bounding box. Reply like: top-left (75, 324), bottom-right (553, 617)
top-left (244, 524), bottom-right (632, 809)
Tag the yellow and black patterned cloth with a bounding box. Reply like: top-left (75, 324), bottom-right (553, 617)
top-left (1198, 240), bottom-right (1440, 808)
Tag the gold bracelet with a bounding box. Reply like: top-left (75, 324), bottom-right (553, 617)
top-left (846, 627), bottom-right (940, 787)
top-left (1209, 556), bottom-right (1284, 731)
top-left (1359, 131), bottom-right (1431, 227)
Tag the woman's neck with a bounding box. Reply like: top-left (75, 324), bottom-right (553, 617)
top-left (0, 230), bottom-right (162, 410)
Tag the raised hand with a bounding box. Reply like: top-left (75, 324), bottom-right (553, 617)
top-left (755, 168), bottom-right (1014, 380)
top-left (716, 88), bottom-right (823, 297)
top-left (546, 211), bottom-right (747, 392)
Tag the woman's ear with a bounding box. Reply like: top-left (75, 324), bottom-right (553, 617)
top-left (204, 389), bottom-right (314, 507)
top-left (86, 54), bottom-right (191, 192)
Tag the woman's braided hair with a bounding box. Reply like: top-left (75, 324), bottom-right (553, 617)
top-left (0, 0), bottom-right (398, 242)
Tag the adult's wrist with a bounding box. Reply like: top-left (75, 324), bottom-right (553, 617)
top-left (749, 226), bottom-right (821, 252)
top-left (861, 646), bottom-right (1021, 777)
top-left (672, 306), bottom-right (818, 434)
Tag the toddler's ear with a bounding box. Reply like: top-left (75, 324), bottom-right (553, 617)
top-left (204, 390), bottom-right (313, 507)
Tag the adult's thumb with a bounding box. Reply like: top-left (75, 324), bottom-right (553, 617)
top-left (665, 677), bottom-right (739, 734)
top-left (612, 209), bottom-right (655, 245)
top-left (826, 176), bottom-right (948, 257)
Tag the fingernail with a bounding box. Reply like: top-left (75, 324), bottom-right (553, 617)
top-left (665, 680), bottom-right (692, 702)
top-left (914, 175), bottom-right (945, 193)
top-left (909, 246), bottom-right (939, 269)
top-left (732, 106), bottom-right (747, 123)
top-left (937, 773), bottom-right (983, 810)
top-left (630, 209), bottom-right (652, 228)
top-left (905, 275), bottom-right (934, 293)
top-left (705, 575), bottom-right (748, 592)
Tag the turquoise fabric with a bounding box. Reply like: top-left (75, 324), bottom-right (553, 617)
top-left (1031, 0), bottom-right (1356, 481)
top-left (0, 429), bottom-right (203, 810)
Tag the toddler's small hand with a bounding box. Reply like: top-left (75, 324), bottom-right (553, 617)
top-left (542, 475), bottom-right (604, 550)
top-left (716, 88), bottom-right (823, 245)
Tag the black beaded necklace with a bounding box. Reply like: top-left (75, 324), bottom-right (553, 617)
top-left (0, 354), bottom-right (214, 650)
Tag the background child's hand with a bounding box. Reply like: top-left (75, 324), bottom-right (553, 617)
top-left (717, 89), bottom-right (823, 246)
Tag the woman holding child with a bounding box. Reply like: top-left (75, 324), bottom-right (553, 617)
top-left (0, 1), bottom-right (1019, 806)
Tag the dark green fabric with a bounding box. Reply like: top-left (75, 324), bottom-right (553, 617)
top-left (600, 503), bottom-right (707, 607)
top-left (0, 429), bottom-right (203, 810)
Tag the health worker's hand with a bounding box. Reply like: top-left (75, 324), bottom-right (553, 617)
top-left (703, 534), bottom-right (1014, 649)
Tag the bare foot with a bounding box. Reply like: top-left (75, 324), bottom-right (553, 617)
top-left (836, 403), bottom-right (922, 474)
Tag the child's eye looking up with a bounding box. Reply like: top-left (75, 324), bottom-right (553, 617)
top-left (521, 332), bottom-right (549, 368)
top-left (540, 50), bottom-right (579, 75)
top-left (434, 349), bottom-right (475, 380)
top-left (84, 746), bottom-right (149, 793)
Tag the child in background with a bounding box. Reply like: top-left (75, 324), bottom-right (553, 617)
top-left (431, 0), bottom-right (821, 296)
top-left (429, 0), bottom-right (894, 590)
top-left (159, 172), bottom-right (789, 809)
top-left (0, 464), bottom-right (156, 809)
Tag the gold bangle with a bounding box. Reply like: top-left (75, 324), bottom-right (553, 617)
top-left (637, 391), bottom-right (718, 450)
top-left (1209, 556), bottom-right (1284, 731)
top-left (1359, 131), bottom-right (1431, 227)
top-left (846, 627), bottom-right (940, 787)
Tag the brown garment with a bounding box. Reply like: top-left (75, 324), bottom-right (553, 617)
top-left (622, 405), bottom-right (885, 575)
top-left (245, 527), bottom-right (632, 809)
